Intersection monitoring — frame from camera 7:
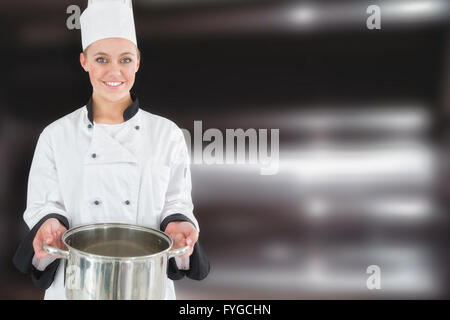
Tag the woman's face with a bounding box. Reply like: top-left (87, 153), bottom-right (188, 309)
top-left (80, 38), bottom-right (140, 103)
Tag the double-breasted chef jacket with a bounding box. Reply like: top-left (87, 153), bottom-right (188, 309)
top-left (13, 93), bottom-right (210, 299)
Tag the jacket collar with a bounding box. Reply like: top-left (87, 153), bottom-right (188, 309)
top-left (86, 92), bottom-right (140, 124)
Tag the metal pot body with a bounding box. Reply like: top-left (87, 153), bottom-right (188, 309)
top-left (44, 223), bottom-right (189, 300)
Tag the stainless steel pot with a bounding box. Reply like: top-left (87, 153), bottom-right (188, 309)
top-left (43, 223), bottom-right (189, 300)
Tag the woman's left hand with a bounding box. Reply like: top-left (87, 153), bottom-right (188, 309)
top-left (164, 221), bottom-right (198, 258)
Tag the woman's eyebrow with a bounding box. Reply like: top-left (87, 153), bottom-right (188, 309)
top-left (93, 52), bottom-right (135, 56)
top-left (94, 52), bottom-right (109, 56)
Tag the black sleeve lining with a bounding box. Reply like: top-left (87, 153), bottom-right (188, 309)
top-left (12, 214), bottom-right (69, 290)
top-left (160, 214), bottom-right (211, 281)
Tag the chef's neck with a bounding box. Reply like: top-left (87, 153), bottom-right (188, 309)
top-left (92, 92), bottom-right (133, 124)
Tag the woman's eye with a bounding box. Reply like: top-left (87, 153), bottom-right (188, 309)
top-left (96, 57), bottom-right (107, 63)
top-left (121, 57), bottom-right (132, 63)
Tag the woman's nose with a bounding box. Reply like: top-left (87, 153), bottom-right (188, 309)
top-left (106, 61), bottom-right (123, 75)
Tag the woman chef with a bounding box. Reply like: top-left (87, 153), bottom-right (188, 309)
top-left (13, 0), bottom-right (210, 299)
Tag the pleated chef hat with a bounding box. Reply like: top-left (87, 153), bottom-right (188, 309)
top-left (80, 0), bottom-right (137, 51)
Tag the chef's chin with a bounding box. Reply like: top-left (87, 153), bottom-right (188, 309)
top-left (94, 87), bottom-right (130, 103)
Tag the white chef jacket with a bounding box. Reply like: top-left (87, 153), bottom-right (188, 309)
top-left (23, 104), bottom-right (198, 300)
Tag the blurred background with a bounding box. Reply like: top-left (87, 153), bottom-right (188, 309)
top-left (0, 0), bottom-right (449, 299)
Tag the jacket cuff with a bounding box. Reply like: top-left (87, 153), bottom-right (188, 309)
top-left (160, 214), bottom-right (211, 281)
top-left (12, 214), bottom-right (69, 289)
top-left (160, 213), bottom-right (195, 232)
top-left (31, 259), bottom-right (61, 290)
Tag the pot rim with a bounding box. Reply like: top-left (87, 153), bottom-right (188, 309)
top-left (61, 223), bottom-right (174, 261)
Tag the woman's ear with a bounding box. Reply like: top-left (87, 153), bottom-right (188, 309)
top-left (80, 52), bottom-right (89, 72)
top-left (135, 47), bottom-right (141, 73)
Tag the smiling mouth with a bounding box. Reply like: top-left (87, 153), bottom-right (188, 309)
top-left (102, 81), bottom-right (125, 88)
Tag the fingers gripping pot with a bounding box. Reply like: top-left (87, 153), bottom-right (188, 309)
top-left (43, 223), bottom-right (189, 300)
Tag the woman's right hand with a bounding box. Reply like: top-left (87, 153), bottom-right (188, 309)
top-left (32, 218), bottom-right (67, 259)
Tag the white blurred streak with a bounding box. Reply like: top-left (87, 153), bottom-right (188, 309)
top-left (304, 197), bottom-right (434, 221)
top-left (282, 144), bottom-right (435, 183)
top-left (192, 142), bottom-right (436, 184)
top-left (293, 107), bottom-right (430, 133)
top-left (285, 0), bottom-right (450, 31)
top-left (365, 197), bottom-right (433, 220)
top-left (306, 198), bottom-right (330, 219)
top-left (200, 105), bottom-right (431, 135)
top-left (287, 3), bottom-right (319, 27)
top-left (140, 0), bottom-right (261, 6)
top-left (285, 1), bottom-right (363, 30)
top-left (199, 245), bottom-right (440, 297)
top-left (383, 0), bottom-right (450, 22)
top-left (132, 0), bottom-right (450, 39)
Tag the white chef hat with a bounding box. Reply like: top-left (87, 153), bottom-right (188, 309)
top-left (80, 0), bottom-right (137, 51)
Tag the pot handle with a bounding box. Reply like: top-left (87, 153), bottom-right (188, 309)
top-left (43, 242), bottom-right (70, 259)
top-left (168, 245), bottom-right (190, 259)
